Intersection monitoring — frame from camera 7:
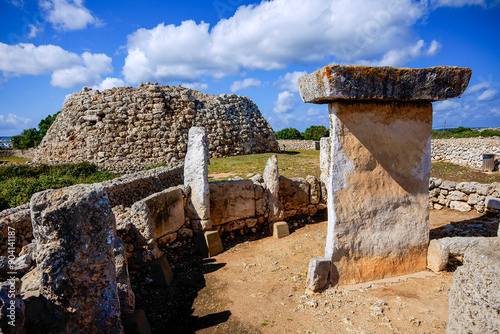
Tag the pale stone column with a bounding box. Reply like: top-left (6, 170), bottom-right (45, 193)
top-left (299, 65), bottom-right (471, 288)
top-left (184, 127), bottom-right (212, 230)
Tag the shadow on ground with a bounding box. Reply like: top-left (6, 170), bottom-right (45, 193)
top-left (430, 212), bottom-right (499, 240)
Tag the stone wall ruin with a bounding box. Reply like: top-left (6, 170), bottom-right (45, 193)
top-left (33, 83), bottom-right (278, 172)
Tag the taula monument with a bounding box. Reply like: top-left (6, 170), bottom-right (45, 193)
top-left (33, 83), bottom-right (278, 172)
top-left (299, 65), bottom-right (471, 290)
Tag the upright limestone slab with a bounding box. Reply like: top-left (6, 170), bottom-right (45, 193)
top-left (30, 183), bottom-right (123, 333)
top-left (184, 127), bottom-right (211, 226)
top-left (299, 65), bottom-right (471, 286)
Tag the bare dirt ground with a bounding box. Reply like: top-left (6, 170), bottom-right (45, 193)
top-left (131, 208), bottom-right (499, 333)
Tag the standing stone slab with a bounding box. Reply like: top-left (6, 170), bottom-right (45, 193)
top-left (30, 184), bottom-right (123, 333)
top-left (184, 127), bottom-right (210, 223)
top-left (263, 154), bottom-right (284, 222)
top-left (319, 137), bottom-right (331, 184)
top-left (299, 65), bottom-right (471, 287)
top-left (209, 180), bottom-right (256, 225)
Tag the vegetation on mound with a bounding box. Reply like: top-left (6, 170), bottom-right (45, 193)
top-left (432, 127), bottom-right (500, 139)
top-left (0, 162), bottom-right (118, 211)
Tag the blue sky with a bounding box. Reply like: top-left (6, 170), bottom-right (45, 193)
top-left (1, 0), bottom-right (499, 136)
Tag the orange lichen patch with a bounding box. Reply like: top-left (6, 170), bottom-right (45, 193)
top-left (335, 246), bottom-right (428, 286)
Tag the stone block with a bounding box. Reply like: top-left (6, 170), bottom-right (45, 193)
top-left (319, 137), bottom-right (331, 184)
top-left (306, 257), bottom-right (331, 293)
top-left (426, 240), bottom-right (449, 273)
top-left (447, 190), bottom-right (467, 201)
top-left (264, 154), bottom-right (284, 222)
top-left (272, 221), bottom-right (289, 239)
top-left (210, 180), bottom-right (256, 225)
top-left (449, 201), bottom-right (472, 212)
top-left (140, 186), bottom-right (185, 239)
top-left (30, 183), bottom-right (123, 333)
top-left (279, 177), bottom-right (310, 210)
top-left (298, 65), bottom-right (471, 104)
top-left (122, 309), bottom-right (151, 334)
top-left (485, 196), bottom-right (500, 211)
top-left (147, 257), bottom-right (173, 287)
top-left (447, 240), bottom-right (500, 333)
top-left (114, 237), bottom-right (135, 318)
top-left (184, 127), bottom-right (210, 221)
top-left (195, 231), bottom-right (223, 258)
top-left (306, 175), bottom-right (320, 204)
top-left (440, 180), bottom-right (456, 191)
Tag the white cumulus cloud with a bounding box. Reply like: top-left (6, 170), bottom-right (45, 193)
top-left (91, 77), bottom-right (126, 91)
top-left (39, 0), bottom-right (99, 31)
top-left (230, 78), bottom-right (261, 92)
top-left (477, 89), bottom-right (498, 101)
top-left (0, 43), bottom-right (113, 88)
top-left (182, 82), bottom-right (209, 92)
top-left (123, 0), bottom-right (444, 84)
top-left (273, 90), bottom-right (296, 114)
top-left (434, 100), bottom-right (460, 111)
top-left (464, 81), bottom-right (490, 95)
top-left (0, 113), bottom-right (33, 135)
top-left (274, 71), bottom-right (307, 93)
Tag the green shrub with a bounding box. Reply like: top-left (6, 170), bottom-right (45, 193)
top-left (275, 127), bottom-right (303, 140)
top-left (302, 125), bottom-right (329, 141)
top-left (11, 111), bottom-right (60, 149)
top-left (0, 162), bottom-right (118, 210)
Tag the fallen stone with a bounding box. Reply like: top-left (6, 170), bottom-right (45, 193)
top-left (30, 183), bottom-right (123, 333)
top-left (122, 309), bottom-right (151, 334)
top-left (427, 240), bottom-right (450, 273)
top-left (449, 201), bottom-right (472, 212)
top-left (447, 240), bottom-right (500, 333)
top-left (195, 231), bottom-right (223, 258)
top-left (273, 221), bottom-right (289, 239)
top-left (184, 127), bottom-right (210, 221)
top-left (298, 65), bottom-right (471, 104)
top-left (147, 257), bottom-right (174, 287)
top-left (306, 257), bottom-right (331, 293)
top-left (485, 196), bottom-right (500, 211)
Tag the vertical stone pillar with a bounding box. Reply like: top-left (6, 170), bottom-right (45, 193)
top-left (299, 65), bottom-right (471, 287)
top-left (30, 183), bottom-right (123, 333)
top-left (184, 127), bottom-right (212, 230)
top-left (263, 154), bottom-right (284, 224)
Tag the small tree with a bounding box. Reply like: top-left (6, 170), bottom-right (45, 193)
top-left (11, 111), bottom-right (60, 149)
top-left (302, 125), bottom-right (328, 141)
top-left (275, 127), bottom-right (303, 140)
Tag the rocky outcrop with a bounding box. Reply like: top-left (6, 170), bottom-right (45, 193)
top-left (33, 84), bottom-right (278, 172)
top-left (30, 183), bottom-right (123, 333)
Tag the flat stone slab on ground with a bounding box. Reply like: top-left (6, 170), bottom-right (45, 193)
top-left (298, 65), bottom-right (471, 104)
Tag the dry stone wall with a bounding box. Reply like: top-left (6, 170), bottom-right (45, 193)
top-left (432, 137), bottom-right (500, 169)
top-left (34, 83), bottom-right (278, 172)
top-left (0, 148), bottom-right (35, 159)
top-left (278, 140), bottom-right (320, 151)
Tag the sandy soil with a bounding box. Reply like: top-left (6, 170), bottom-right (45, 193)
top-left (131, 208), bottom-right (498, 333)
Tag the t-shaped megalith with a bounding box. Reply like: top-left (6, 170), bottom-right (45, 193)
top-left (299, 65), bottom-right (471, 287)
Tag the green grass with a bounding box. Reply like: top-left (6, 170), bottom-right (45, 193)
top-left (0, 162), bottom-right (119, 211)
top-left (208, 151), bottom-right (320, 179)
top-left (0, 156), bottom-right (32, 164)
top-left (431, 161), bottom-right (500, 184)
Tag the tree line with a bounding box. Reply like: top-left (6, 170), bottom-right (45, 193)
top-left (275, 125), bottom-right (329, 141)
top-left (10, 112), bottom-right (60, 149)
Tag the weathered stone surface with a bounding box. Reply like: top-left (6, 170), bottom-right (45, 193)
top-left (447, 190), bottom-right (467, 201)
top-left (272, 221), bottom-right (289, 239)
top-left (184, 127), bottom-right (210, 222)
top-left (427, 240), bottom-right (450, 273)
top-left (130, 201), bottom-right (156, 246)
top-left (195, 231), bottom-right (223, 258)
top-left (449, 201), bottom-right (472, 212)
top-left (298, 65), bottom-right (471, 104)
top-left (263, 155), bottom-right (284, 222)
top-left (34, 84), bottom-right (278, 172)
top-left (210, 180), bottom-right (256, 225)
top-left (30, 184), bottom-right (123, 333)
top-left (114, 238), bottom-right (135, 319)
top-left (439, 180), bottom-right (456, 191)
top-left (447, 240), bottom-right (500, 333)
top-left (279, 177), bottom-right (310, 210)
top-left (319, 137), bottom-right (331, 184)
top-left (306, 175), bottom-right (320, 204)
top-left (139, 186), bottom-right (186, 238)
top-left (306, 257), bottom-right (331, 293)
top-left (0, 279), bottom-right (25, 333)
top-left (486, 195), bottom-right (500, 210)
top-left (325, 101), bottom-right (431, 285)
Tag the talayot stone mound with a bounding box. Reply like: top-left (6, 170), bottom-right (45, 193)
top-left (34, 83), bottom-right (278, 172)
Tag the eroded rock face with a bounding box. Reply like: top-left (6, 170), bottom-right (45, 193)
top-left (33, 84), bottom-right (278, 172)
top-left (447, 240), bottom-right (500, 333)
top-left (210, 180), bottom-right (256, 225)
top-left (114, 238), bottom-right (135, 319)
top-left (30, 183), bottom-right (123, 333)
top-left (298, 65), bottom-right (471, 104)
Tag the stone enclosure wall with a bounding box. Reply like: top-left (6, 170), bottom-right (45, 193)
top-left (34, 83), bottom-right (278, 172)
top-left (0, 148), bottom-right (35, 159)
top-left (277, 140), bottom-right (320, 151)
top-left (431, 137), bottom-right (500, 169)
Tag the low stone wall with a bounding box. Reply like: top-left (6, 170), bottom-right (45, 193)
top-left (429, 178), bottom-right (500, 213)
top-left (278, 140), bottom-right (319, 151)
top-left (0, 148), bottom-right (35, 159)
top-left (431, 137), bottom-right (500, 169)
